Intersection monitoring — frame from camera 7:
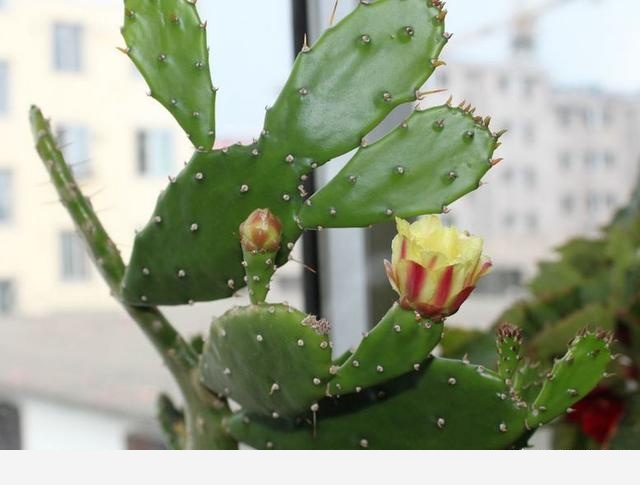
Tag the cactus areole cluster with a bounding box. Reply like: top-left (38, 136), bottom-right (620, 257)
top-left (28, 0), bottom-right (612, 449)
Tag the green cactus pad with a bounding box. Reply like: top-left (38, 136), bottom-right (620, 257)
top-left (496, 324), bottom-right (523, 382)
top-left (528, 331), bottom-right (612, 428)
top-left (512, 359), bottom-right (543, 405)
top-left (122, 0), bottom-right (216, 150)
top-left (298, 105), bottom-right (499, 228)
top-left (262, 0), bottom-right (447, 164)
top-left (156, 393), bottom-right (186, 450)
top-left (530, 304), bottom-right (614, 360)
top-left (121, 144), bottom-right (304, 305)
top-left (228, 357), bottom-right (529, 449)
top-left (327, 304), bottom-right (443, 396)
top-left (199, 304), bottom-right (332, 417)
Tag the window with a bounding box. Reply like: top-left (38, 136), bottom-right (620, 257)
top-left (501, 167), bottom-right (514, 182)
top-left (606, 193), bottom-right (617, 208)
top-left (561, 195), bottom-right (575, 214)
top-left (503, 212), bottom-right (515, 229)
top-left (559, 152), bottom-right (572, 170)
top-left (127, 432), bottom-right (165, 450)
top-left (526, 213), bottom-right (538, 233)
top-left (0, 61), bottom-right (8, 115)
top-left (584, 151), bottom-right (597, 169)
top-left (136, 129), bottom-right (174, 177)
top-left (586, 192), bottom-right (600, 212)
top-left (0, 402), bottom-right (21, 450)
top-left (53, 23), bottom-right (84, 72)
top-left (557, 107), bottom-right (571, 127)
top-left (523, 167), bottom-right (536, 188)
top-left (604, 151), bottom-right (616, 168)
top-left (522, 121), bottom-right (535, 144)
top-left (56, 124), bottom-right (91, 178)
top-left (0, 169), bottom-right (12, 223)
top-left (60, 231), bottom-right (90, 281)
top-left (523, 77), bottom-right (536, 97)
top-left (0, 280), bottom-right (15, 315)
top-left (498, 75), bottom-right (510, 92)
top-left (475, 268), bottom-right (523, 295)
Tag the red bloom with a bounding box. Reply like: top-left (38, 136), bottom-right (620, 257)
top-left (567, 388), bottom-right (624, 445)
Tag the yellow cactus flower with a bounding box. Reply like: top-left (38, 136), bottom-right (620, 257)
top-left (384, 216), bottom-right (492, 320)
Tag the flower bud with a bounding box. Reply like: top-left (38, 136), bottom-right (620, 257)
top-left (384, 216), bottom-right (491, 320)
top-left (239, 209), bottom-right (282, 253)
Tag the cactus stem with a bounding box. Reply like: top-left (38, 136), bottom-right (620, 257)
top-left (29, 105), bottom-right (234, 449)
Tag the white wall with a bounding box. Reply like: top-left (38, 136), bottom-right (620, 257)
top-left (20, 397), bottom-right (128, 450)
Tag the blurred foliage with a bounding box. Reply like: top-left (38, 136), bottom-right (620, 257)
top-left (443, 175), bottom-right (640, 449)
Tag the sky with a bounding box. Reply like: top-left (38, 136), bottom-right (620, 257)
top-left (196, 0), bottom-right (639, 138)
top-left (445, 0), bottom-right (640, 94)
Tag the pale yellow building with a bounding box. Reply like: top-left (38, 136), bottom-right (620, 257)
top-left (0, 0), bottom-right (304, 319)
top-left (0, 0), bottom-right (199, 317)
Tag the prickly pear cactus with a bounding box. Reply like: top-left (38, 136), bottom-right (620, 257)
top-left (120, 0), bottom-right (506, 306)
top-left (122, 0), bottom-right (216, 150)
top-left (29, 0), bottom-right (615, 450)
top-left (225, 327), bottom-right (612, 449)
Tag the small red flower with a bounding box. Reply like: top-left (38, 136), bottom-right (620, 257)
top-left (567, 388), bottom-right (624, 445)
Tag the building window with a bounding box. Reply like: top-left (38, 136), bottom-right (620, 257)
top-left (498, 75), bottom-right (510, 92)
top-left (136, 129), bottom-right (174, 177)
top-left (0, 61), bottom-right (8, 115)
top-left (503, 213), bottom-right (515, 229)
top-left (559, 152), bottom-right (571, 170)
top-left (0, 280), bottom-right (15, 315)
top-left (0, 169), bottom-right (12, 223)
top-left (586, 192), bottom-right (600, 212)
top-left (0, 402), bottom-right (21, 450)
top-left (523, 167), bottom-right (536, 188)
top-left (526, 213), bottom-right (538, 233)
top-left (501, 167), bottom-right (514, 182)
top-left (436, 71), bottom-right (448, 87)
top-left (606, 193), bottom-right (617, 209)
top-left (53, 23), bottom-right (84, 72)
top-left (475, 268), bottom-right (523, 295)
top-left (561, 194), bottom-right (575, 214)
top-left (584, 151), bottom-right (597, 169)
top-left (523, 121), bottom-right (535, 144)
top-left (557, 107), bottom-right (571, 127)
top-left (604, 151), bottom-right (616, 168)
top-left (523, 77), bottom-right (536, 97)
top-left (56, 124), bottom-right (91, 178)
top-left (60, 231), bottom-right (90, 281)
top-left (127, 432), bottom-right (166, 450)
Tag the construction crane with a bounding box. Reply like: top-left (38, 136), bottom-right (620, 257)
top-left (452, 0), bottom-right (585, 54)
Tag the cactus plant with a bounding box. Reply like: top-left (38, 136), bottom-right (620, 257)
top-left (28, 0), bottom-right (612, 449)
top-left (442, 175), bottom-right (640, 449)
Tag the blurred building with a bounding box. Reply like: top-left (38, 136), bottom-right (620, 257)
top-left (0, 0), bottom-right (300, 449)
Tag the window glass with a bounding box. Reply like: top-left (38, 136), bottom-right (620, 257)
top-left (136, 129), bottom-right (174, 177)
top-left (0, 61), bottom-right (8, 114)
top-left (53, 23), bottom-right (83, 72)
top-left (60, 231), bottom-right (90, 281)
top-left (0, 280), bottom-right (15, 315)
top-left (0, 169), bottom-right (12, 223)
top-left (57, 124), bottom-right (91, 178)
